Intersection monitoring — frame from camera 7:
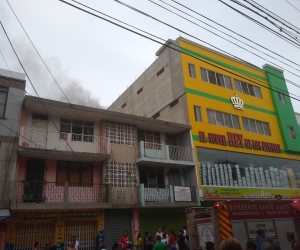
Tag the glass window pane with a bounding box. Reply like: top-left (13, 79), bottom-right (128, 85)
top-left (207, 109), bottom-right (216, 125)
top-left (232, 115), bottom-right (240, 130)
top-left (194, 106), bottom-right (202, 122)
top-left (278, 93), bottom-right (286, 104)
top-left (254, 86), bottom-right (262, 98)
top-left (84, 126), bottom-right (93, 135)
top-left (234, 80), bottom-right (242, 92)
top-left (241, 82), bottom-right (249, 94)
top-left (256, 121), bottom-right (264, 134)
top-left (0, 92), bottom-right (7, 105)
top-left (262, 122), bottom-right (271, 136)
top-left (242, 117), bottom-right (250, 131)
top-left (60, 123), bottom-right (71, 133)
top-left (215, 111), bottom-right (224, 126)
top-left (224, 113), bottom-right (233, 128)
top-left (216, 73), bottom-right (225, 87)
top-left (188, 64), bottom-right (196, 78)
top-left (249, 119), bottom-right (257, 133)
top-left (224, 76), bottom-right (232, 89)
top-left (72, 124), bottom-right (83, 134)
top-left (200, 68), bottom-right (208, 82)
top-left (0, 104), bottom-right (5, 117)
top-left (248, 84), bottom-right (255, 96)
top-left (208, 70), bottom-right (217, 84)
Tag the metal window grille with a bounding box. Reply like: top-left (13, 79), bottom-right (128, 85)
top-left (105, 121), bottom-right (135, 145)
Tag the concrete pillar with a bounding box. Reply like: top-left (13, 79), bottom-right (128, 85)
top-left (19, 126), bottom-right (24, 146)
top-left (140, 183), bottom-right (145, 207)
top-left (140, 141), bottom-right (145, 158)
top-left (106, 137), bottom-right (111, 154)
top-left (169, 185), bottom-right (174, 203)
top-left (195, 188), bottom-right (201, 206)
top-left (166, 145), bottom-right (170, 160)
top-left (66, 133), bottom-right (71, 151)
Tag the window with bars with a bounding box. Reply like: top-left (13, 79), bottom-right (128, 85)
top-left (188, 63), bottom-right (196, 78)
top-left (194, 106), bottom-right (202, 122)
top-left (139, 167), bottom-right (165, 188)
top-left (278, 92), bottom-right (286, 104)
top-left (0, 86), bottom-right (8, 117)
top-left (234, 79), bottom-right (262, 98)
top-left (60, 119), bottom-right (94, 142)
top-left (242, 117), bottom-right (271, 136)
top-left (207, 109), bottom-right (240, 130)
top-left (200, 68), bottom-right (232, 89)
top-left (56, 161), bottom-right (93, 186)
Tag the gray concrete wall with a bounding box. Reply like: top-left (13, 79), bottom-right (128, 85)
top-left (108, 40), bottom-right (186, 123)
top-left (0, 73), bottom-right (26, 208)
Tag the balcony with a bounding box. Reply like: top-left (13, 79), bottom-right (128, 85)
top-left (18, 127), bottom-right (111, 162)
top-left (13, 181), bottom-right (111, 209)
top-left (137, 142), bottom-right (195, 167)
top-left (139, 184), bottom-right (199, 207)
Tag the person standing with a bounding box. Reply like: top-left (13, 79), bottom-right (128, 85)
top-left (177, 230), bottom-right (187, 250)
top-left (246, 241), bottom-right (257, 250)
top-left (287, 231), bottom-right (300, 250)
top-left (168, 230), bottom-right (177, 250)
top-left (162, 227), bottom-right (168, 245)
top-left (67, 240), bottom-right (76, 250)
top-left (120, 231), bottom-right (130, 250)
top-left (144, 232), bottom-right (150, 250)
top-left (33, 242), bottom-right (40, 250)
top-left (185, 235), bottom-right (190, 250)
top-left (154, 236), bottom-right (167, 250)
top-left (182, 227), bottom-right (187, 237)
top-left (155, 228), bottom-right (163, 243)
top-left (71, 234), bottom-right (79, 250)
top-left (136, 232), bottom-right (143, 250)
top-left (145, 236), bottom-right (154, 250)
top-left (220, 238), bottom-right (242, 250)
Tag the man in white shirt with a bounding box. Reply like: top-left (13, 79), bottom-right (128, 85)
top-left (71, 233), bottom-right (80, 250)
top-left (182, 226), bottom-right (186, 237)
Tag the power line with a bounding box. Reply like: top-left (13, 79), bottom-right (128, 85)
top-left (57, 0), bottom-right (300, 102)
top-left (68, 0), bottom-right (300, 97)
top-left (284, 0), bottom-right (300, 12)
top-left (244, 0), bottom-right (300, 34)
top-left (218, 0), bottom-right (300, 48)
top-left (112, 0), bottom-right (300, 90)
top-left (170, 0), bottom-right (300, 68)
top-left (0, 21), bottom-right (94, 173)
top-left (248, 0), bottom-right (300, 31)
top-left (149, 0), bottom-right (300, 79)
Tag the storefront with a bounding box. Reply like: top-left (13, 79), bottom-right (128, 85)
top-left (6, 210), bottom-right (104, 250)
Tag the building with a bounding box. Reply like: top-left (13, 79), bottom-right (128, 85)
top-left (109, 37), bottom-right (300, 203)
top-left (296, 112), bottom-right (300, 130)
top-left (0, 69), bottom-right (26, 248)
top-left (2, 90), bottom-right (198, 249)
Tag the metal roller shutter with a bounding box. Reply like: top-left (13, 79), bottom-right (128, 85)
top-left (105, 211), bottom-right (132, 250)
top-left (140, 211), bottom-right (185, 238)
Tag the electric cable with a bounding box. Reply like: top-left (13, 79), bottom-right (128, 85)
top-left (284, 0), bottom-right (300, 13)
top-left (218, 0), bottom-right (300, 48)
top-left (149, 0), bottom-right (300, 79)
top-left (57, 0), bottom-right (300, 102)
top-left (170, 0), bottom-right (300, 68)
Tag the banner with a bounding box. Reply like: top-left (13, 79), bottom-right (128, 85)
top-left (246, 220), bottom-right (276, 239)
top-left (202, 186), bottom-right (300, 199)
top-left (174, 186), bottom-right (191, 201)
top-left (226, 201), bottom-right (295, 220)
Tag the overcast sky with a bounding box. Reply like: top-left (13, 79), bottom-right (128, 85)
top-left (0, 0), bottom-right (300, 113)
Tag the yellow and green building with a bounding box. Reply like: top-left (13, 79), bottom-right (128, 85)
top-left (109, 37), bottom-right (300, 202)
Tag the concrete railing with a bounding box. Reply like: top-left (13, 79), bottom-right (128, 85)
top-left (138, 141), bottom-right (194, 163)
top-left (19, 126), bottom-right (111, 154)
top-left (16, 181), bottom-right (109, 204)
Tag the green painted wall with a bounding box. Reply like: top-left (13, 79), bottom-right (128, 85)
top-left (263, 65), bottom-right (300, 153)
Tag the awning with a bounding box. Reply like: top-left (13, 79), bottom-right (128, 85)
top-left (0, 209), bottom-right (10, 221)
top-left (290, 202), bottom-right (300, 211)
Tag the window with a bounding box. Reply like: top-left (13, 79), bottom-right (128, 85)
top-left (137, 130), bottom-right (161, 149)
top-left (242, 117), bottom-right (271, 136)
top-left (137, 87), bottom-right (143, 95)
top-left (278, 92), bottom-right (286, 104)
top-left (170, 99), bottom-right (179, 108)
top-left (188, 63), bottom-right (196, 78)
top-left (32, 113), bottom-right (48, 120)
top-left (157, 67), bottom-right (164, 77)
top-left (56, 161), bottom-right (93, 186)
top-left (60, 119), bottom-right (94, 142)
top-left (200, 68), bottom-right (232, 89)
top-left (0, 86), bottom-right (8, 117)
top-left (288, 126), bottom-right (296, 139)
top-left (234, 80), bottom-right (262, 98)
top-left (206, 109), bottom-right (240, 130)
top-left (122, 102), bottom-right (126, 108)
top-left (140, 167), bottom-right (165, 188)
top-left (194, 106), bottom-right (202, 122)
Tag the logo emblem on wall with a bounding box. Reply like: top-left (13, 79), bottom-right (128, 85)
top-left (201, 225), bottom-right (214, 243)
top-left (231, 94), bottom-right (244, 110)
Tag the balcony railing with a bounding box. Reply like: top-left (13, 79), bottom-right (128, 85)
top-left (16, 181), bottom-right (109, 204)
top-left (139, 184), bottom-right (198, 205)
top-left (137, 142), bottom-right (194, 163)
top-left (19, 127), bottom-right (110, 154)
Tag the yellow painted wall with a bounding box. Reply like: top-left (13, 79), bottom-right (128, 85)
top-left (179, 39), bottom-right (300, 164)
